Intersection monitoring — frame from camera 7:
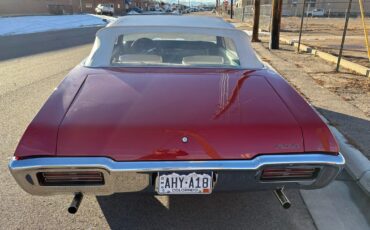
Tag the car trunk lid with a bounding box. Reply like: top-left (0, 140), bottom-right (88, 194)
top-left (57, 68), bottom-right (304, 161)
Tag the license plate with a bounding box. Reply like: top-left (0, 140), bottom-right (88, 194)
top-left (156, 172), bottom-right (213, 195)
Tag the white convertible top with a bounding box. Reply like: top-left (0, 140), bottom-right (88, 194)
top-left (85, 16), bottom-right (264, 69)
top-left (108, 15), bottom-right (235, 30)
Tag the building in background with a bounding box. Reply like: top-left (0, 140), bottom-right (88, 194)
top-left (282, 0), bottom-right (366, 17)
top-left (0, 0), bottom-right (129, 16)
top-left (236, 0), bottom-right (369, 17)
top-left (0, 0), bottom-right (79, 16)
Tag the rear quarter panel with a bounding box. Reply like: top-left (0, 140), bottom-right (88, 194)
top-left (262, 69), bottom-right (339, 154)
top-left (14, 66), bottom-right (88, 158)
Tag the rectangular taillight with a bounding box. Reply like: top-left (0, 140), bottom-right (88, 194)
top-left (37, 171), bottom-right (104, 186)
top-left (260, 167), bottom-right (319, 181)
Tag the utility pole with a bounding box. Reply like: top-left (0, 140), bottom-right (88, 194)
top-left (269, 0), bottom-right (283, 49)
top-left (252, 0), bottom-right (261, 42)
top-left (336, 0), bottom-right (353, 71)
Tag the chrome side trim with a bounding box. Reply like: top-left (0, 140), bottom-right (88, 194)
top-left (9, 153), bottom-right (345, 196)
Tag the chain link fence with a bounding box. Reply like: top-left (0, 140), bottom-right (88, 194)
top-left (235, 4), bottom-right (272, 31)
top-left (231, 0), bottom-right (370, 68)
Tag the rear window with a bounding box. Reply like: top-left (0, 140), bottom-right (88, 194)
top-left (110, 33), bottom-right (240, 68)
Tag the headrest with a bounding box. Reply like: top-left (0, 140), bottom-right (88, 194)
top-left (182, 55), bottom-right (224, 65)
top-left (118, 54), bottom-right (163, 64)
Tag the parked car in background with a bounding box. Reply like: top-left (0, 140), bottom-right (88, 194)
top-left (95, 3), bottom-right (114, 16)
top-left (9, 16), bottom-right (344, 214)
top-left (307, 8), bottom-right (325, 17)
top-left (172, 10), bottom-right (180, 15)
top-left (127, 10), bottom-right (140, 15)
top-left (128, 7), bottom-right (142, 14)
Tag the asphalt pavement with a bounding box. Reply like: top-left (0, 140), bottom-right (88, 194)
top-left (0, 26), bottom-right (368, 230)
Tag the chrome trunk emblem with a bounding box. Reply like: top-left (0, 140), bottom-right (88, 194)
top-left (181, 137), bottom-right (188, 143)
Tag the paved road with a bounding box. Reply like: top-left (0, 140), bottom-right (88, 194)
top-left (2, 26), bottom-right (370, 230)
top-left (0, 28), bottom-right (318, 230)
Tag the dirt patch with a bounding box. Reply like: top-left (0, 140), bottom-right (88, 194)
top-left (258, 40), bottom-right (370, 117)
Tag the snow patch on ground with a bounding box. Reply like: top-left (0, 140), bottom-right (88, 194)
top-left (0, 14), bottom-right (108, 36)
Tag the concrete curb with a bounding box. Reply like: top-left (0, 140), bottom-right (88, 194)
top-left (328, 125), bottom-right (370, 196)
top-left (260, 54), bottom-right (370, 196)
top-left (315, 113), bottom-right (370, 196)
top-left (280, 37), bottom-right (370, 77)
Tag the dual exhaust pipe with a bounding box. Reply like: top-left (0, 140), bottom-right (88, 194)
top-left (68, 193), bottom-right (83, 214)
top-left (67, 189), bottom-right (290, 214)
top-left (274, 188), bottom-right (291, 209)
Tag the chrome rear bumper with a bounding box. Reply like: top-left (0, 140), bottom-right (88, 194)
top-left (9, 153), bottom-right (345, 196)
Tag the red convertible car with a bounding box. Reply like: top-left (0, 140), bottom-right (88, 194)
top-left (9, 16), bottom-right (344, 213)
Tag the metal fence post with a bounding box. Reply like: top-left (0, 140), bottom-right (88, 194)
top-left (297, 0), bottom-right (307, 53)
top-left (336, 0), bottom-right (353, 72)
top-left (242, 6), bottom-right (245, 22)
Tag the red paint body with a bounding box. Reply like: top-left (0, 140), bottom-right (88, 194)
top-left (14, 67), bottom-right (339, 161)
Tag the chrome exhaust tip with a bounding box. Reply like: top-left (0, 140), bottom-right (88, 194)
top-left (274, 188), bottom-right (291, 209)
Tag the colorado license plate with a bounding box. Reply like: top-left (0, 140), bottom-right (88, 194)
top-left (156, 172), bottom-right (213, 195)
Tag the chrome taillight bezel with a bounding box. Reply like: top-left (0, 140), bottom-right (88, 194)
top-left (259, 166), bottom-right (321, 182)
top-left (37, 171), bottom-right (105, 186)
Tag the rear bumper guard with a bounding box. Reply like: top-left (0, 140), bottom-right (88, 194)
top-left (9, 153), bottom-right (345, 196)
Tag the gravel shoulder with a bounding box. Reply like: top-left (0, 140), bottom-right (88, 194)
top-left (263, 40), bottom-right (369, 117)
